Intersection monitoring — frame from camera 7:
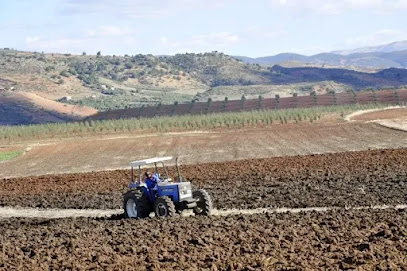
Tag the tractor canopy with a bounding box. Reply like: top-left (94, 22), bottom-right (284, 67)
top-left (130, 156), bottom-right (173, 167)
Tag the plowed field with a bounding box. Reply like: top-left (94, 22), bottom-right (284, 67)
top-left (1, 209), bottom-right (406, 270)
top-left (1, 147), bottom-right (407, 270)
top-left (1, 148), bottom-right (406, 210)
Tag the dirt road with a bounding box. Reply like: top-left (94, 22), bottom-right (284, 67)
top-left (1, 204), bottom-right (406, 219)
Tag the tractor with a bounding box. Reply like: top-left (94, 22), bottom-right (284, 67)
top-left (123, 156), bottom-right (212, 218)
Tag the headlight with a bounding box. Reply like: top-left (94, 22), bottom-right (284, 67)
top-left (179, 189), bottom-right (192, 199)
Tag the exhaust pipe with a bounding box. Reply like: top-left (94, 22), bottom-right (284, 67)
top-left (175, 157), bottom-right (183, 182)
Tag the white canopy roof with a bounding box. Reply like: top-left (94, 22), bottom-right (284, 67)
top-left (130, 156), bottom-right (173, 167)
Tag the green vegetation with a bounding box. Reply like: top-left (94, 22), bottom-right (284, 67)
top-left (62, 51), bottom-right (263, 89)
top-left (0, 150), bottom-right (23, 161)
top-left (0, 103), bottom-right (390, 143)
top-left (69, 91), bottom-right (195, 111)
top-left (194, 82), bottom-right (354, 102)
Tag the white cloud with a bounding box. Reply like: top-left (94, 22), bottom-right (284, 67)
top-left (189, 32), bottom-right (240, 47)
top-left (244, 26), bottom-right (289, 39)
top-left (26, 28), bottom-right (244, 56)
top-left (61, 0), bottom-right (166, 18)
top-left (60, 0), bottom-right (227, 18)
top-left (24, 25), bottom-right (138, 55)
top-left (271, 0), bottom-right (407, 14)
top-left (345, 29), bottom-right (407, 47)
top-left (85, 26), bottom-right (134, 37)
top-left (160, 36), bottom-right (169, 46)
top-left (156, 26), bottom-right (290, 55)
top-left (160, 32), bottom-right (240, 54)
top-left (25, 36), bottom-right (40, 44)
top-left (25, 37), bottom-right (88, 52)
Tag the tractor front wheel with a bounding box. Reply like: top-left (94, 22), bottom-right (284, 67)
top-left (154, 196), bottom-right (176, 217)
top-left (193, 189), bottom-right (212, 216)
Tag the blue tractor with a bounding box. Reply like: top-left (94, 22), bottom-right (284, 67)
top-left (123, 156), bottom-right (212, 218)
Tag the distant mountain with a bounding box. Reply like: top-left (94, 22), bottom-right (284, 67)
top-left (235, 53), bottom-right (308, 65)
top-left (234, 40), bottom-right (407, 69)
top-left (235, 50), bottom-right (407, 69)
top-left (268, 65), bottom-right (407, 90)
top-left (332, 41), bottom-right (407, 55)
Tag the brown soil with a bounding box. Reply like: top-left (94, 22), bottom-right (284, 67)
top-left (1, 121), bottom-right (407, 178)
top-left (0, 209), bottom-right (406, 270)
top-left (0, 146), bottom-right (23, 152)
top-left (1, 148), bottom-right (406, 210)
top-left (16, 92), bottom-right (97, 117)
top-left (0, 94), bottom-right (75, 125)
top-left (353, 108), bottom-right (407, 121)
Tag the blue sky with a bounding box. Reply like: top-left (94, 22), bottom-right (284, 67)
top-left (0, 0), bottom-right (406, 57)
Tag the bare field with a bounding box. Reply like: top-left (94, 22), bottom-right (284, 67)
top-left (351, 107), bottom-right (407, 121)
top-left (16, 92), bottom-right (97, 118)
top-left (349, 107), bottom-right (407, 132)
top-left (0, 121), bottom-right (406, 178)
top-left (376, 119), bottom-right (407, 132)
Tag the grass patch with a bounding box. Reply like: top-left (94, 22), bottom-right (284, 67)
top-left (0, 150), bottom-right (23, 161)
top-left (0, 103), bottom-right (393, 143)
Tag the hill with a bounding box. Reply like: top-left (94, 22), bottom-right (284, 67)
top-left (0, 49), bottom-right (272, 112)
top-left (235, 50), bottom-right (407, 69)
top-left (268, 65), bottom-right (407, 90)
top-left (0, 92), bottom-right (90, 125)
top-left (234, 53), bottom-right (308, 65)
top-left (332, 40), bottom-right (407, 55)
top-left (1, 48), bottom-right (407, 125)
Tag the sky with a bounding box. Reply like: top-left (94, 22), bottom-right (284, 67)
top-left (0, 0), bottom-right (406, 57)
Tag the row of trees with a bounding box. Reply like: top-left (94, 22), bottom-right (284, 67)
top-left (1, 103), bottom-right (385, 143)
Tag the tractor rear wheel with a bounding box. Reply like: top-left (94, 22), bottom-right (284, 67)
top-left (193, 189), bottom-right (212, 216)
top-left (154, 196), bottom-right (176, 217)
top-left (123, 190), bottom-right (151, 219)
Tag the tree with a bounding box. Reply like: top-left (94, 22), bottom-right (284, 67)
top-left (82, 52), bottom-right (86, 56)
top-left (45, 66), bottom-right (54, 72)
top-left (60, 70), bottom-right (70, 77)
top-left (97, 51), bottom-right (101, 56)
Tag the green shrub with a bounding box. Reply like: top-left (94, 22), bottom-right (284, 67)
top-left (60, 70), bottom-right (70, 77)
top-left (45, 66), bottom-right (55, 72)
